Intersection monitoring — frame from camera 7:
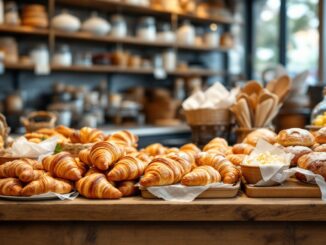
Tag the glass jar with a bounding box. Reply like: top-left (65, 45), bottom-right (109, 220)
top-left (52, 44), bottom-right (72, 66)
top-left (4, 1), bottom-right (20, 26)
top-left (137, 17), bottom-right (156, 41)
top-left (177, 20), bottom-right (195, 45)
top-left (162, 48), bottom-right (176, 71)
top-left (111, 15), bottom-right (127, 38)
top-left (30, 44), bottom-right (49, 66)
top-left (311, 87), bottom-right (326, 127)
top-left (157, 23), bottom-right (175, 42)
top-left (204, 23), bottom-right (220, 47)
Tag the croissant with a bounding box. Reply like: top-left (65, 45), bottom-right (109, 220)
top-left (23, 158), bottom-right (44, 170)
top-left (181, 166), bottom-right (221, 186)
top-left (42, 152), bottom-right (87, 181)
top-left (226, 154), bottom-right (246, 166)
top-left (0, 159), bottom-right (35, 182)
top-left (196, 152), bottom-right (240, 184)
top-left (140, 153), bottom-right (192, 187)
top-left (107, 152), bottom-right (151, 181)
top-left (78, 148), bottom-right (92, 166)
top-left (55, 125), bottom-right (74, 138)
top-left (76, 173), bottom-right (122, 199)
top-left (107, 130), bottom-right (138, 148)
top-left (203, 137), bottom-right (231, 156)
top-left (180, 143), bottom-right (201, 169)
top-left (117, 180), bottom-right (139, 197)
top-left (141, 143), bottom-right (168, 157)
top-left (232, 143), bottom-right (254, 155)
top-left (0, 178), bottom-right (23, 196)
top-left (70, 127), bottom-right (105, 144)
top-left (89, 141), bottom-right (125, 170)
top-left (21, 174), bottom-right (73, 196)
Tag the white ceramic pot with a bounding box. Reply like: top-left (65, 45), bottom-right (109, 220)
top-left (82, 12), bottom-right (111, 36)
top-left (52, 10), bottom-right (80, 32)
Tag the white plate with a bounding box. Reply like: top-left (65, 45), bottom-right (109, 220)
top-left (0, 191), bottom-right (77, 201)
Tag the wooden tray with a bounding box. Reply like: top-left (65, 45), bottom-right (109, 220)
top-left (141, 182), bottom-right (240, 199)
top-left (244, 178), bottom-right (321, 198)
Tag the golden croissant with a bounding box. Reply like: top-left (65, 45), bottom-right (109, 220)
top-left (42, 152), bottom-right (87, 181)
top-left (0, 178), bottom-right (23, 196)
top-left (117, 180), bottom-right (139, 197)
top-left (89, 141), bottom-right (125, 170)
top-left (140, 153), bottom-right (192, 187)
top-left (232, 143), bottom-right (254, 155)
top-left (78, 148), bottom-right (92, 166)
top-left (23, 158), bottom-right (44, 170)
top-left (70, 127), bottom-right (105, 144)
top-left (180, 143), bottom-right (201, 169)
top-left (107, 130), bottom-right (138, 148)
top-left (55, 125), bottom-right (74, 138)
top-left (21, 174), bottom-right (73, 196)
top-left (226, 154), bottom-right (246, 166)
top-left (0, 159), bottom-right (35, 182)
top-left (181, 166), bottom-right (221, 186)
top-left (203, 137), bottom-right (232, 156)
top-left (196, 152), bottom-right (240, 184)
top-left (76, 173), bottom-right (122, 199)
top-left (107, 152), bottom-right (151, 181)
top-left (141, 143), bottom-right (168, 157)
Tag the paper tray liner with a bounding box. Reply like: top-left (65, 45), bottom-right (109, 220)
top-left (244, 178), bottom-right (321, 198)
top-left (140, 183), bottom-right (240, 199)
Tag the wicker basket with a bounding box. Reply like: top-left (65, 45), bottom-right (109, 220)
top-left (60, 142), bottom-right (94, 157)
top-left (21, 111), bottom-right (57, 133)
top-left (0, 113), bottom-right (10, 148)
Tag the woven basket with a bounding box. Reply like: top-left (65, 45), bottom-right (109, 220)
top-left (60, 142), bottom-right (94, 157)
top-left (21, 111), bottom-right (57, 133)
top-left (184, 108), bottom-right (230, 126)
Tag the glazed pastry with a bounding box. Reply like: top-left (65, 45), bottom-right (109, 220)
top-left (196, 152), bottom-right (240, 184)
top-left (42, 152), bottom-right (87, 181)
top-left (181, 166), bottom-right (221, 186)
top-left (243, 128), bottom-right (277, 146)
top-left (55, 125), bottom-right (74, 138)
top-left (232, 143), bottom-right (254, 155)
top-left (297, 152), bottom-right (326, 181)
top-left (89, 141), bottom-right (125, 170)
top-left (203, 137), bottom-right (231, 156)
top-left (107, 130), bottom-right (138, 148)
top-left (226, 154), bottom-right (246, 166)
top-left (117, 180), bottom-right (139, 197)
top-left (314, 144), bottom-right (326, 152)
top-left (276, 128), bottom-right (315, 147)
top-left (180, 143), bottom-right (201, 168)
top-left (21, 174), bottom-right (73, 196)
top-left (70, 127), bottom-right (105, 144)
top-left (0, 178), bottom-right (23, 196)
top-left (76, 173), bottom-right (122, 199)
top-left (78, 148), bottom-right (92, 166)
top-left (23, 158), bottom-right (44, 170)
top-left (141, 143), bottom-right (168, 156)
top-left (0, 159), bottom-right (35, 182)
top-left (314, 127), bottom-right (326, 144)
top-left (284, 146), bottom-right (312, 167)
top-left (107, 152), bottom-right (151, 181)
top-left (140, 153), bottom-right (192, 187)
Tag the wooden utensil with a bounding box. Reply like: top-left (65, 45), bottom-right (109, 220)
top-left (242, 80), bottom-right (263, 95)
top-left (271, 75), bottom-right (292, 103)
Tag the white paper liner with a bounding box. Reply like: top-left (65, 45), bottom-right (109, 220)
top-left (9, 136), bottom-right (59, 161)
top-left (0, 191), bottom-right (78, 201)
top-left (142, 182), bottom-right (238, 202)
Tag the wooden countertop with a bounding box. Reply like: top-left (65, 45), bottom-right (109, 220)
top-left (0, 193), bottom-right (325, 222)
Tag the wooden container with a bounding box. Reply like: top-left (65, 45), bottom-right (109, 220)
top-left (21, 111), bottom-right (57, 133)
top-left (240, 165), bottom-right (263, 185)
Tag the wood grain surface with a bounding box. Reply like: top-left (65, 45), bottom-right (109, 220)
top-left (0, 193), bottom-right (325, 221)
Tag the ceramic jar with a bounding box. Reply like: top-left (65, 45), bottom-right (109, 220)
top-left (52, 10), bottom-right (80, 32)
top-left (82, 12), bottom-right (111, 36)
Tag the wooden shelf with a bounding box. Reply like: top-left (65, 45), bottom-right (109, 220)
top-left (55, 0), bottom-right (238, 25)
top-left (0, 25), bottom-right (49, 35)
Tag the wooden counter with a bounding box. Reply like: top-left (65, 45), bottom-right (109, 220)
top-left (0, 194), bottom-right (325, 245)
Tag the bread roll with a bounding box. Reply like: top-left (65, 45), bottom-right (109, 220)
top-left (276, 128), bottom-right (315, 147)
top-left (243, 129), bottom-right (276, 146)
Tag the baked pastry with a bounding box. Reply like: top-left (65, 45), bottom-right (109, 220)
top-left (78, 148), bottom-right (92, 166)
top-left (181, 166), bottom-right (221, 186)
top-left (117, 180), bottom-right (139, 197)
top-left (284, 146), bottom-right (312, 167)
top-left (24, 158), bottom-right (44, 170)
top-left (226, 154), bottom-right (246, 166)
top-left (141, 143), bottom-right (168, 156)
top-left (89, 141), bottom-right (125, 170)
top-left (42, 152), bottom-right (87, 181)
top-left (55, 125), bottom-right (74, 138)
top-left (21, 174), bottom-right (73, 196)
top-left (180, 143), bottom-right (201, 168)
top-left (313, 144), bottom-right (326, 152)
top-left (297, 152), bottom-right (326, 181)
top-left (0, 178), bottom-right (23, 196)
top-left (140, 153), bottom-right (192, 187)
top-left (107, 130), bottom-right (138, 148)
top-left (276, 128), bottom-right (315, 147)
top-left (203, 137), bottom-right (231, 156)
top-left (314, 127), bottom-right (326, 144)
top-left (70, 127), bottom-right (105, 144)
top-left (76, 173), bottom-right (122, 199)
top-left (0, 159), bottom-right (37, 182)
top-left (107, 152), bottom-right (151, 181)
top-left (232, 143), bottom-right (254, 155)
top-left (196, 152), bottom-right (240, 184)
top-left (243, 128), bottom-right (277, 146)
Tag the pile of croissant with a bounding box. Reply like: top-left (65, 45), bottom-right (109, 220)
top-left (0, 128), bottom-right (242, 198)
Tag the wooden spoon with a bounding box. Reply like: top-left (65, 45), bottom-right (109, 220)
top-left (271, 75), bottom-right (292, 103)
top-left (242, 80), bottom-right (263, 96)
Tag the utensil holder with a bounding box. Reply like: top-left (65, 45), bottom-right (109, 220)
top-left (21, 111), bottom-right (57, 132)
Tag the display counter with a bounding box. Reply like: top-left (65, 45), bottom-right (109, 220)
top-left (0, 194), bottom-right (325, 245)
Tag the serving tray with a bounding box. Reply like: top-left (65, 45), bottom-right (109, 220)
top-left (244, 178), bottom-right (321, 198)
